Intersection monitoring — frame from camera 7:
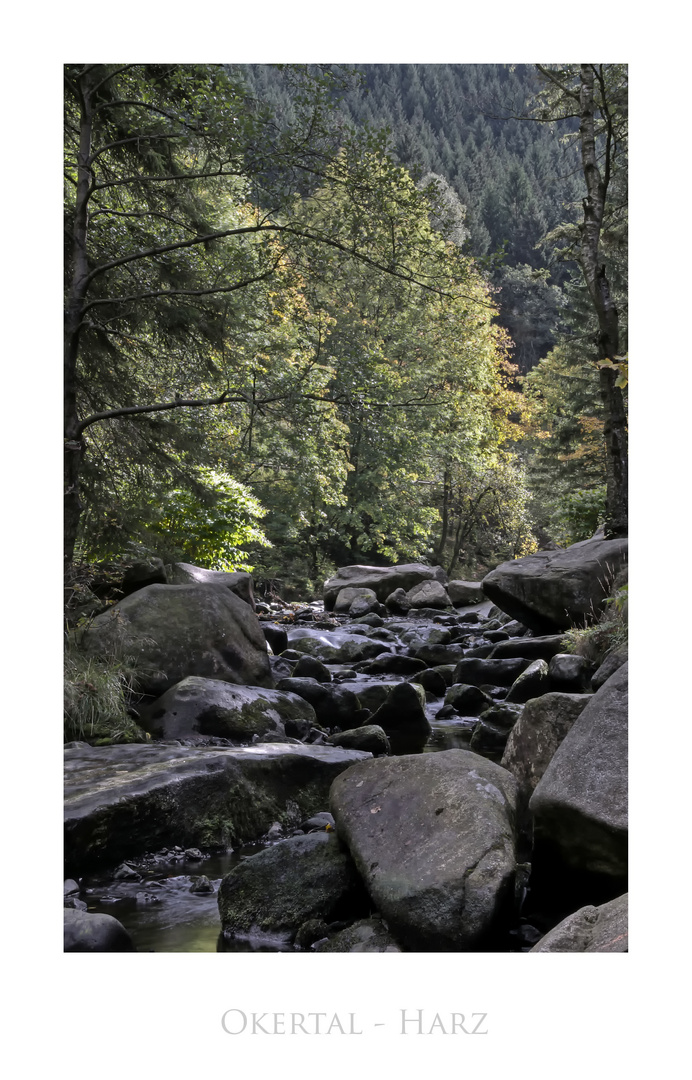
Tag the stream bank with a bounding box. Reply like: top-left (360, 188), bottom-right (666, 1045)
top-left (65, 540), bottom-right (627, 952)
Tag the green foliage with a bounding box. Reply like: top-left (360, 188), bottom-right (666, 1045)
top-left (64, 64), bottom-right (626, 598)
top-left (556, 485), bottom-right (606, 545)
top-left (521, 338), bottom-right (608, 545)
top-left (64, 642), bottom-right (148, 745)
top-left (146, 468), bottom-right (270, 571)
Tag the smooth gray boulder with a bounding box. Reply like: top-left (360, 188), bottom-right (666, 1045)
top-left (530, 893), bottom-right (628, 952)
top-left (324, 563), bottom-right (447, 610)
top-left (64, 741), bottom-right (370, 872)
top-left (529, 663), bottom-right (628, 877)
top-left (406, 580), bottom-right (453, 609)
top-left (501, 692), bottom-right (591, 796)
top-left (481, 537), bottom-right (628, 633)
top-left (334, 586), bottom-right (378, 614)
top-left (505, 659), bottom-right (550, 703)
top-left (217, 831), bottom-right (369, 941)
top-left (328, 725), bottom-right (390, 756)
top-left (548, 653), bottom-right (595, 693)
top-left (138, 677), bottom-right (316, 741)
top-left (64, 909), bottom-right (134, 952)
top-left (166, 562), bottom-right (256, 608)
top-left (368, 681), bottom-right (431, 754)
top-left (330, 750), bottom-right (518, 950)
top-left (292, 655), bottom-right (332, 682)
top-left (444, 683), bottom-right (493, 716)
top-left (79, 583), bottom-right (272, 696)
top-left (384, 587), bottom-right (412, 614)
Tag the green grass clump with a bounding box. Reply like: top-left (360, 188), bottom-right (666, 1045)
top-left (64, 644), bottom-right (148, 745)
top-left (563, 583), bottom-right (628, 666)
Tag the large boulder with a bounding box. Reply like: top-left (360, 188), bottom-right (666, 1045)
top-left (138, 677), bottom-right (317, 741)
top-left (530, 893), bottom-right (628, 953)
top-left (64, 909), bottom-right (134, 952)
top-left (64, 741), bottom-right (371, 873)
top-left (333, 587), bottom-right (378, 614)
top-left (217, 831), bottom-right (369, 941)
top-left (329, 750), bottom-right (518, 950)
top-left (529, 664), bottom-right (628, 878)
top-left (166, 562), bottom-right (256, 608)
top-left (79, 583), bottom-right (272, 696)
top-left (481, 537), bottom-right (628, 633)
top-left (405, 580), bottom-right (453, 610)
top-left (324, 563), bottom-right (447, 610)
top-left (501, 692), bottom-right (591, 797)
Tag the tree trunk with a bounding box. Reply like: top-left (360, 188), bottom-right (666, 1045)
top-left (578, 65), bottom-right (628, 537)
top-left (64, 68), bottom-right (96, 569)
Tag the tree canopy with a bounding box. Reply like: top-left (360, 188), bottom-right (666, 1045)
top-left (64, 62), bottom-right (627, 597)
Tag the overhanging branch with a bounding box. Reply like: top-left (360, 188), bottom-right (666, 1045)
top-left (74, 389), bottom-right (249, 437)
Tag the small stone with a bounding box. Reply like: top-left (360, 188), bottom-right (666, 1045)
top-left (113, 863), bottom-right (141, 881)
top-left (64, 896), bottom-right (88, 911)
top-left (190, 875), bottom-right (214, 894)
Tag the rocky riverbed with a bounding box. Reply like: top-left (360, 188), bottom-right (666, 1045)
top-left (64, 541), bottom-right (628, 953)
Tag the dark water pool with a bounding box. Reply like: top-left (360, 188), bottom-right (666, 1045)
top-left (81, 846), bottom-right (291, 952)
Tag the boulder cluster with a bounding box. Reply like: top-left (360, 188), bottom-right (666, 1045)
top-left (65, 538), bottom-right (628, 953)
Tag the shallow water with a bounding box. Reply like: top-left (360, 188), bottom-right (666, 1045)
top-left (82, 848), bottom-right (271, 952)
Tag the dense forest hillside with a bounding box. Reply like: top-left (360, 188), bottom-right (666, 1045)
top-left (64, 63), bottom-right (627, 605)
top-left (237, 64), bottom-right (584, 374)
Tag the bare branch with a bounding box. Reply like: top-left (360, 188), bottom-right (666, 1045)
top-left (82, 262), bottom-right (283, 313)
top-left (75, 389), bottom-right (249, 437)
